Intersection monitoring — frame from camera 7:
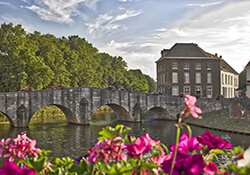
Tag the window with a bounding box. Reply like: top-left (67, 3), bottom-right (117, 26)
top-left (234, 78), bottom-right (238, 86)
top-left (159, 65), bottom-right (162, 71)
top-left (172, 86), bottom-right (179, 96)
top-left (207, 63), bottom-right (212, 70)
top-left (162, 73), bottom-right (165, 84)
top-left (172, 63), bottom-right (178, 69)
top-left (196, 73), bottom-right (201, 84)
top-left (228, 75), bottom-right (230, 85)
top-left (231, 76), bottom-right (233, 85)
top-left (223, 87), bottom-right (227, 97)
top-left (184, 63), bottom-right (189, 70)
top-left (195, 63), bottom-right (201, 70)
top-left (184, 72), bottom-right (190, 83)
top-left (184, 86), bottom-right (190, 94)
top-left (225, 75), bottom-right (227, 84)
top-left (172, 72), bottom-right (178, 83)
top-left (207, 87), bottom-right (212, 98)
top-left (207, 73), bottom-right (212, 83)
top-left (222, 74), bottom-right (224, 84)
top-left (195, 86), bottom-right (201, 95)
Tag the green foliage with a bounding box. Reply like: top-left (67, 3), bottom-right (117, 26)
top-left (68, 158), bottom-right (90, 175)
top-left (99, 160), bottom-right (137, 175)
top-left (47, 157), bottom-right (75, 175)
top-left (98, 124), bottom-right (131, 141)
top-left (126, 69), bottom-right (150, 92)
top-left (0, 23), bottom-right (156, 92)
top-left (140, 106), bottom-right (149, 120)
top-left (23, 150), bottom-right (52, 172)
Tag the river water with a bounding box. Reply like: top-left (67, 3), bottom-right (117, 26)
top-left (0, 114), bottom-right (250, 162)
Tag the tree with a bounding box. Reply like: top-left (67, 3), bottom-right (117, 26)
top-left (0, 23), bottom-right (156, 93)
top-left (0, 23), bottom-right (28, 91)
top-left (145, 75), bottom-right (157, 92)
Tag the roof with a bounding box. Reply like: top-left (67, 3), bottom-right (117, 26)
top-left (220, 59), bottom-right (238, 74)
top-left (157, 43), bottom-right (238, 74)
top-left (163, 43), bottom-right (218, 58)
top-left (246, 60), bottom-right (250, 67)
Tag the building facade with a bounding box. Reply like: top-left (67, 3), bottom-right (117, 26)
top-left (156, 43), bottom-right (239, 98)
top-left (246, 61), bottom-right (250, 98)
top-left (220, 60), bottom-right (239, 98)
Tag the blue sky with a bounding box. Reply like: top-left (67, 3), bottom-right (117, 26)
top-left (0, 0), bottom-right (249, 79)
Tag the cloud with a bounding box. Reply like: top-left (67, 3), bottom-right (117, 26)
top-left (0, 2), bottom-right (15, 8)
top-left (99, 40), bottom-right (159, 78)
top-left (86, 10), bottom-right (141, 38)
top-left (118, 0), bottom-right (132, 2)
top-left (187, 1), bottom-right (222, 7)
top-left (111, 10), bottom-right (141, 22)
top-left (100, 1), bottom-right (250, 79)
top-left (1, 15), bottom-right (35, 33)
top-left (0, 2), bottom-right (11, 5)
top-left (149, 1), bottom-right (250, 73)
top-left (117, 0), bottom-right (139, 2)
top-left (24, 0), bottom-right (99, 24)
top-left (107, 40), bottom-right (133, 49)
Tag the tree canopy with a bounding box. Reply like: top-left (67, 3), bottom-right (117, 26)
top-left (0, 23), bottom-right (156, 93)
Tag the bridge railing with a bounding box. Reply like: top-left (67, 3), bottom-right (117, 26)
top-left (233, 97), bottom-right (250, 106)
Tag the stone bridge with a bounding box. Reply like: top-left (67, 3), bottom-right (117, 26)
top-left (0, 87), bottom-right (230, 127)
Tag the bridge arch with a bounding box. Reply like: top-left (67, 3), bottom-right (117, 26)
top-left (91, 103), bottom-right (132, 122)
top-left (0, 112), bottom-right (14, 126)
top-left (148, 107), bottom-right (174, 120)
top-left (30, 104), bottom-right (77, 125)
top-left (107, 104), bottom-right (132, 121)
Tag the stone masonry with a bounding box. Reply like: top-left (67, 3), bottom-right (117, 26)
top-left (0, 87), bottom-right (231, 127)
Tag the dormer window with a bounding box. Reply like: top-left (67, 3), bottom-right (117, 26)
top-left (172, 63), bottom-right (178, 69)
top-left (195, 63), bottom-right (201, 70)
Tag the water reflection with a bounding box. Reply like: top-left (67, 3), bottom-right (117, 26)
top-left (0, 119), bottom-right (250, 161)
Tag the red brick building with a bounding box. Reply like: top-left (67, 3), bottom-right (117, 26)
top-left (156, 43), bottom-right (238, 98)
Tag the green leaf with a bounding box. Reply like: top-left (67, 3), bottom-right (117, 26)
top-left (98, 125), bottom-right (131, 141)
top-left (23, 150), bottom-right (52, 172)
top-left (212, 149), bottom-right (225, 155)
top-left (160, 143), bottom-right (169, 155)
top-left (182, 123), bottom-right (192, 138)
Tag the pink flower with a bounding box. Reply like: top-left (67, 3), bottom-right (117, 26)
top-left (125, 133), bottom-right (160, 158)
top-left (0, 138), bottom-right (11, 157)
top-left (183, 95), bottom-right (202, 118)
top-left (170, 132), bottom-right (202, 153)
top-left (0, 134), bottom-right (41, 162)
top-left (197, 130), bottom-right (232, 151)
top-left (0, 161), bottom-right (35, 175)
top-left (162, 152), bottom-right (205, 175)
top-left (204, 162), bottom-right (224, 175)
top-left (88, 137), bottom-right (127, 165)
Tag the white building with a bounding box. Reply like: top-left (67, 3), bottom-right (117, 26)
top-left (220, 59), bottom-right (239, 98)
top-left (246, 61), bottom-right (250, 98)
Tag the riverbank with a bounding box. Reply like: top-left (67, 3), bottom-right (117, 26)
top-left (187, 108), bottom-right (250, 135)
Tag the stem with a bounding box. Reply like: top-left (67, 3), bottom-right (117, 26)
top-left (170, 126), bottom-right (181, 175)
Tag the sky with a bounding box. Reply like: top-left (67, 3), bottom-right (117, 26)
top-left (0, 0), bottom-right (249, 80)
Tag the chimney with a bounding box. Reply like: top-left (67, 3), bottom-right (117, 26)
top-left (215, 53), bottom-right (218, 57)
top-left (220, 55), bottom-right (222, 58)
